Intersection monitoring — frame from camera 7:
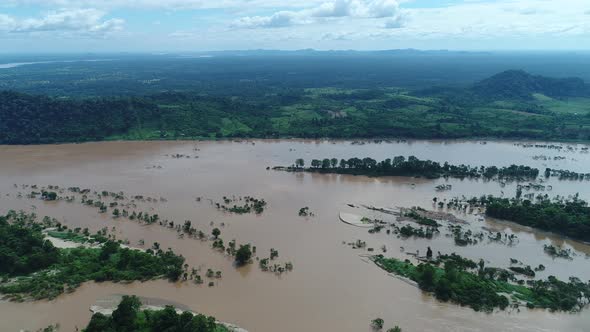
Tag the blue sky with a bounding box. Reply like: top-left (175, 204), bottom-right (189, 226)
top-left (0, 0), bottom-right (589, 52)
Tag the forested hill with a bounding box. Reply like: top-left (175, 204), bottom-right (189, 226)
top-left (472, 70), bottom-right (589, 100)
top-left (0, 91), bottom-right (159, 144)
top-left (2, 70), bottom-right (590, 144)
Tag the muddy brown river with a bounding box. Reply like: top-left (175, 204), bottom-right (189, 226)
top-left (1, 139), bottom-right (589, 332)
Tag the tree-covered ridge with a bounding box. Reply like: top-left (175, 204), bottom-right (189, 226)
top-left (0, 91), bottom-right (160, 144)
top-left (2, 70), bottom-right (590, 144)
top-left (84, 295), bottom-right (230, 332)
top-left (279, 156), bottom-right (539, 180)
top-left (472, 70), bottom-right (589, 101)
top-left (0, 211), bottom-right (185, 300)
top-left (373, 254), bottom-right (590, 313)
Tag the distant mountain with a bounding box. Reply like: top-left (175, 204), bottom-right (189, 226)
top-left (195, 49), bottom-right (490, 57)
top-left (472, 70), bottom-right (589, 100)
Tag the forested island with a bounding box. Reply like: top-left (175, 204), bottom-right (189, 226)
top-left (276, 156), bottom-right (540, 180)
top-left (84, 296), bottom-right (232, 332)
top-left (2, 69), bottom-right (590, 144)
top-left (373, 254), bottom-right (590, 312)
top-left (0, 211), bottom-right (185, 300)
top-left (466, 195), bottom-right (590, 242)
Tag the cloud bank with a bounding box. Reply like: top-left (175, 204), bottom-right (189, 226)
top-left (0, 8), bottom-right (124, 35)
top-left (232, 0), bottom-right (404, 29)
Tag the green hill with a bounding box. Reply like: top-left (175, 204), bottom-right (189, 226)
top-left (472, 70), bottom-right (589, 100)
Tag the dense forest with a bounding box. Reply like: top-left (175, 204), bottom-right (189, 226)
top-left (1, 60), bottom-right (590, 144)
top-left (0, 211), bottom-right (185, 300)
top-left (476, 196), bottom-right (590, 242)
top-left (373, 254), bottom-right (590, 312)
top-left (84, 296), bottom-right (229, 332)
top-left (279, 156), bottom-right (539, 180)
top-left (472, 70), bottom-right (589, 100)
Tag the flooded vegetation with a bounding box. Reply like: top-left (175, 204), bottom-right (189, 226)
top-left (372, 253), bottom-right (590, 312)
top-left (0, 211), bottom-right (185, 301)
top-left (84, 295), bottom-right (237, 332)
top-left (1, 139), bottom-right (590, 332)
top-left (276, 156), bottom-right (541, 181)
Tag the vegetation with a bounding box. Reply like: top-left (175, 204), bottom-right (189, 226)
top-left (280, 156), bottom-right (539, 181)
top-left (235, 244), bottom-right (252, 266)
top-left (298, 207), bottom-right (314, 217)
top-left (215, 196), bottom-right (267, 214)
top-left (478, 195), bottom-right (590, 242)
top-left (373, 254), bottom-right (590, 312)
top-left (471, 70), bottom-right (589, 101)
top-left (84, 295), bottom-right (229, 332)
top-left (0, 211), bottom-right (185, 300)
top-left (543, 244), bottom-right (574, 260)
top-left (2, 68), bottom-right (590, 144)
top-left (371, 318), bottom-right (384, 330)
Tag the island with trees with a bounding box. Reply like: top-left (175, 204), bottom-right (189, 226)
top-left (0, 210), bottom-right (185, 301)
top-left (277, 156), bottom-right (540, 181)
top-left (372, 253), bottom-right (590, 312)
top-left (456, 194), bottom-right (590, 242)
top-left (84, 295), bottom-right (236, 332)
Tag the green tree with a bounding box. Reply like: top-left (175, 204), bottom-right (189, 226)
top-left (295, 158), bottom-right (305, 168)
top-left (235, 244), bottom-right (252, 266)
top-left (330, 158), bottom-right (338, 168)
top-left (212, 228), bottom-right (221, 239)
top-left (111, 295), bottom-right (141, 332)
top-left (371, 318), bottom-right (384, 330)
top-left (311, 159), bottom-right (321, 168)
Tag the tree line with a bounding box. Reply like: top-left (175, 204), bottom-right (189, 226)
top-left (0, 211), bottom-right (185, 300)
top-left (286, 156), bottom-right (540, 180)
top-left (373, 253), bottom-right (590, 312)
top-left (478, 195), bottom-right (590, 242)
top-left (84, 295), bottom-right (229, 332)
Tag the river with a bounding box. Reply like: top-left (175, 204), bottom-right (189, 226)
top-left (0, 139), bottom-right (589, 332)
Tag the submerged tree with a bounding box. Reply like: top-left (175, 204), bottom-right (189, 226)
top-left (235, 244), bottom-right (253, 266)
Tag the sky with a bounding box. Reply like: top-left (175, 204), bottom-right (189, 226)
top-left (0, 0), bottom-right (589, 52)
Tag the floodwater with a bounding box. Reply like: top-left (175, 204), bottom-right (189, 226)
top-left (1, 139), bottom-right (590, 332)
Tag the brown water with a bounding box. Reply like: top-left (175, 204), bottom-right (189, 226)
top-left (1, 139), bottom-right (590, 332)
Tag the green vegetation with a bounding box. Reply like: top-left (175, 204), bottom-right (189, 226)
top-left (46, 230), bottom-right (108, 245)
top-left (396, 225), bottom-right (439, 239)
top-left (373, 254), bottom-right (590, 312)
top-left (2, 70), bottom-right (590, 144)
top-left (471, 70), bottom-right (589, 101)
top-left (478, 195), bottom-right (590, 242)
top-left (0, 211), bottom-right (184, 300)
top-left (280, 156), bottom-right (539, 180)
top-left (543, 244), bottom-right (574, 260)
top-left (84, 295), bottom-right (229, 332)
top-left (0, 211), bottom-right (58, 276)
top-left (235, 244), bottom-right (252, 266)
top-left (370, 318), bottom-right (402, 332)
top-left (371, 318), bottom-right (384, 330)
top-left (215, 196), bottom-right (267, 214)
top-left (404, 209), bottom-right (440, 227)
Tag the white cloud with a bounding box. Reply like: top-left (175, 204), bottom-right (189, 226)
top-left (232, 0), bottom-right (404, 29)
top-left (2, 0), bottom-right (590, 51)
top-left (232, 11), bottom-right (306, 29)
top-left (1, 0), bottom-right (327, 10)
top-left (0, 9), bottom-right (124, 34)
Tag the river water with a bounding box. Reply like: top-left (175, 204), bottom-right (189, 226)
top-left (0, 139), bottom-right (589, 332)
